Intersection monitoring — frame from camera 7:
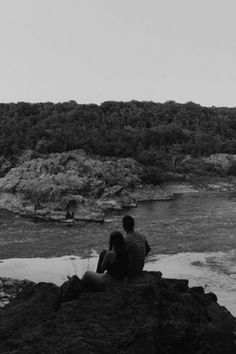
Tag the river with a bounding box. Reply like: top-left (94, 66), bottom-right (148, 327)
top-left (0, 192), bottom-right (236, 315)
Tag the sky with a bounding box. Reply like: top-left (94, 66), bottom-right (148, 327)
top-left (0, 0), bottom-right (236, 107)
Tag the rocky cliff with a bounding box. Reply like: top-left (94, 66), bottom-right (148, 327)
top-left (0, 271), bottom-right (235, 353)
top-left (0, 150), bottom-right (145, 222)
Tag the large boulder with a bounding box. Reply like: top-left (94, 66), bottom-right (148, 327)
top-left (0, 272), bottom-right (235, 353)
top-left (0, 150), bottom-right (143, 221)
top-left (97, 185), bottom-right (137, 211)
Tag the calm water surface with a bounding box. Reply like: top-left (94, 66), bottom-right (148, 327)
top-left (0, 192), bottom-right (235, 258)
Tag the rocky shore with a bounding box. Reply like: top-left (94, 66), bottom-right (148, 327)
top-left (0, 150), bottom-right (235, 223)
top-left (0, 150), bottom-right (173, 222)
top-left (0, 271), bottom-right (235, 353)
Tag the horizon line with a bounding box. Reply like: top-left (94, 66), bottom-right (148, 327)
top-left (0, 99), bottom-right (235, 109)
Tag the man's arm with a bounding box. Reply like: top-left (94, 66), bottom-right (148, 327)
top-left (145, 238), bottom-right (151, 256)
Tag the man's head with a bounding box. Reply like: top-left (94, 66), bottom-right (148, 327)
top-left (122, 215), bottom-right (135, 233)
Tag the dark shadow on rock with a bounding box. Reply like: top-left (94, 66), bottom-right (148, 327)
top-left (0, 271), bottom-right (235, 354)
top-left (60, 275), bottom-right (86, 302)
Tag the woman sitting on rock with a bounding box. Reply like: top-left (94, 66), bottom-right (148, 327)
top-left (83, 231), bottom-right (129, 291)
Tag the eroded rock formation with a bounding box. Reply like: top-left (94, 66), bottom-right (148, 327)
top-left (0, 150), bottom-right (143, 222)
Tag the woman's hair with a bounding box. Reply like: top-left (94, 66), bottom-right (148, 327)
top-left (109, 231), bottom-right (126, 254)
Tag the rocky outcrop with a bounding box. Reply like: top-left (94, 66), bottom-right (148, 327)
top-left (0, 272), bottom-right (235, 353)
top-left (203, 154), bottom-right (236, 172)
top-left (0, 150), bottom-right (144, 222)
top-left (0, 277), bottom-right (34, 308)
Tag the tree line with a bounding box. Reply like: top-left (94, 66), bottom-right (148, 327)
top-left (0, 100), bottom-right (236, 180)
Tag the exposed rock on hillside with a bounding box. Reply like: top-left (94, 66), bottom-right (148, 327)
top-left (203, 153), bottom-right (236, 172)
top-left (0, 272), bottom-right (235, 353)
top-left (0, 150), bottom-right (143, 222)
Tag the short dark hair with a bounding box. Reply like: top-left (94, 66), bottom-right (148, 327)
top-left (122, 215), bottom-right (135, 231)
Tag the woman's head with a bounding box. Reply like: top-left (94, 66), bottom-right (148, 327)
top-left (109, 231), bottom-right (126, 253)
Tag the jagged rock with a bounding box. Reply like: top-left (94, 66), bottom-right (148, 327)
top-left (0, 272), bottom-right (235, 353)
top-left (97, 199), bottom-right (123, 210)
top-left (101, 185), bottom-right (124, 198)
top-left (203, 153), bottom-right (236, 172)
top-left (0, 277), bottom-right (35, 308)
top-left (97, 185), bottom-right (137, 211)
top-left (0, 150), bottom-right (143, 222)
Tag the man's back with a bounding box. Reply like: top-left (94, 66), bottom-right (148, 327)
top-left (126, 231), bottom-right (146, 277)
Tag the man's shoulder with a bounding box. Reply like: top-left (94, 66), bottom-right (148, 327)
top-left (133, 231), bottom-right (146, 239)
top-left (126, 231), bottom-right (146, 242)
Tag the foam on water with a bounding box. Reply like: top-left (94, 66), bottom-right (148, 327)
top-left (145, 250), bottom-right (236, 316)
top-left (0, 249), bottom-right (235, 316)
top-left (0, 253), bottom-right (98, 285)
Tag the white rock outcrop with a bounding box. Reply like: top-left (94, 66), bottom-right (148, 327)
top-left (0, 150), bottom-right (143, 222)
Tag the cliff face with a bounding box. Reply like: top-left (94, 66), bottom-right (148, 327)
top-left (0, 271), bottom-right (235, 354)
top-left (0, 150), bottom-right (143, 222)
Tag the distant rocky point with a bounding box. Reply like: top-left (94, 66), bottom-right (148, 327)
top-left (0, 150), bottom-right (172, 222)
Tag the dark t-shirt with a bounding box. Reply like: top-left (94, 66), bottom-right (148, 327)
top-left (125, 231), bottom-right (147, 276)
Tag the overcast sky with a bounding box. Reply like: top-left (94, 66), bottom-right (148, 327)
top-left (0, 0), bottom-right (236, 106)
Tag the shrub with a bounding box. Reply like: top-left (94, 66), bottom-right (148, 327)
top-left (137, 150), bottom-right (158, 166)
top-left (228, 161), bottom-right (236, 176)
top-left (141, 166), bottom-right (163, 185)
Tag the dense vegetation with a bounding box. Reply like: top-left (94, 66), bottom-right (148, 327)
top-left (1, 100), bottom-right (236, 181)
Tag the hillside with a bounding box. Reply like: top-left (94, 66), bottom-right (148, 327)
top-left (0, 101), bottom-right (236, 181)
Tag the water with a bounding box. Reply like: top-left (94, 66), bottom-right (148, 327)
top-left (0, 192), bottom-right (236, 314)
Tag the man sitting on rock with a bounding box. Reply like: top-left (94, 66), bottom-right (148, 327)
top-left (122, 215), bottom-right (151, 277)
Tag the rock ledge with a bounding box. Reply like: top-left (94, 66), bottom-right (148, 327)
top-left (0, 271), bottom-right (235, 353)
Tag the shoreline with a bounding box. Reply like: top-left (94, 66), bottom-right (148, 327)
top-left (1, 249), bottom-right (235, 316)
top-left (130, 176), bottom-right (236, 204)
top-left (162, 175), bottom-right (236, 194)
top-left (0, 175), bottom-right (235, 222)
